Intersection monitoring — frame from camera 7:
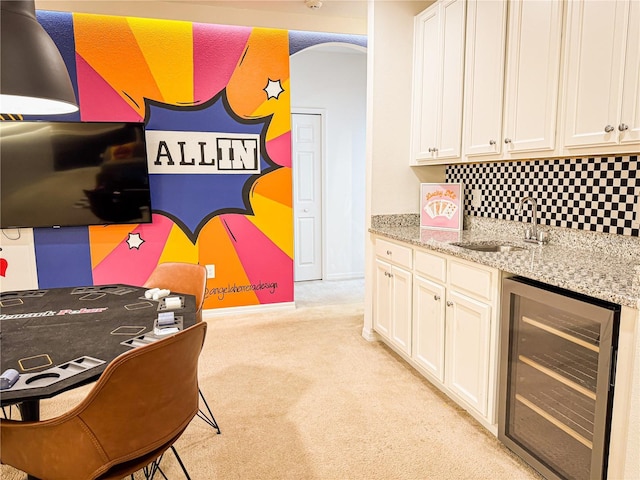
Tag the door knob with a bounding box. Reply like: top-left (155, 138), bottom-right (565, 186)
top-left (604, 125), bottom-right (615, 133)
top-left (504, 138), bottom-right (512, 144)
top-left (489, 140), bottom-right (496, 146)
top-left (619, 123), bottom-right (629, 132)
top-left (433, 295), bottom-right (441, 301)
top-left (446, 301), bottom-right (453, 307)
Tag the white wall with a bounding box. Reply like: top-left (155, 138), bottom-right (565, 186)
top-left (35, 0), bottom-right (366, 34)
top-left (291, 47), bottom-right (367, 280)
top-left (362, 0), bottom-right (433, 338)
top-left (368, 0), bottom-right (435, 217)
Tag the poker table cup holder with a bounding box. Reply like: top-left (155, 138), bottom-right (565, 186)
top-left (4, 356), bottom-right (106, 392)
top-left (121, 316), bottom-right (184, 348)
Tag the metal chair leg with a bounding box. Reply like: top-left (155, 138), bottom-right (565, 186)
top-left (145, 454), bottom-right (167, 480)
top-left (171, 446), bottom-right (191, 480)
top-left (197, 387), bottom-right (221, 434)
top-left (142, 447), bottom-right (190, 479)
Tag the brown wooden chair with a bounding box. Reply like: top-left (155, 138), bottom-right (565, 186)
top-left (0, 322), bottom-right (207, 480)
top-left (144, 262), bottom-right (220, 434)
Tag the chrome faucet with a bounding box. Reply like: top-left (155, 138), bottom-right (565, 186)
top-left (518, 196), bottom-right (547, 244)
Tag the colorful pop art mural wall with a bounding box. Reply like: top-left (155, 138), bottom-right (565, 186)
top-left (0, 10), bottom-right (365, 309)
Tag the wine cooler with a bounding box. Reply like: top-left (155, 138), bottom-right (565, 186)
top-left (499, 277), bottom-right (620, 480)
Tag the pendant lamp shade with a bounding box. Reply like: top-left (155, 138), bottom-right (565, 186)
top-left (0, 0), bottom-right (78, 115)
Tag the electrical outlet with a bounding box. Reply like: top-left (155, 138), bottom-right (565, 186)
top-left (205, 264), bottom-right (216, 279)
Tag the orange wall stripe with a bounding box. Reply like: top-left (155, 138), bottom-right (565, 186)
top-left (252, 167), bottom-right (292, 208)
top-left (88, 224), bottom-right (137, 268)
top-left (73, 13), bottom-right (163, 116)
top-left (199, 217), bottom-right (258, 308)
top-left (126, 17), bottom-right (195, 105)
top-left (226, 28), bottom-right (289, 119)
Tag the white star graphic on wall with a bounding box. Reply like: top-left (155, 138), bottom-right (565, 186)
top-left (126, 233), bottom-right (145, 250)
top-left (263, 79), bottom-right (284, 100)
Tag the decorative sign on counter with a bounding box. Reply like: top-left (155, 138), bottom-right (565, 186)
top-left (420, 183), bottom-right (463, 231)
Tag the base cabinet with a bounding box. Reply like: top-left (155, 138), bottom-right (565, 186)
top-left (445, 289), bottom-right (492, 416)
top-left (413, 275), bottom-right (446, 382)
top-left (373, 243), bottom-right (413, 357)
top-left (373, 236), bottom-right (501, 430)
top-left (414, 252), bottom-right (497, 421)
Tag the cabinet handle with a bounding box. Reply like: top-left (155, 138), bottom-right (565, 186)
top-left (504, 138), bottom-right (512, 144)
top-left (619, 123), bottom-right (629, 132)
top-left (433, 295), bottom-right (441, 301)
top-left (428, 147), bottom-right (433, 152)
top-left (604, 125), bottom-right (615, 133)
top-left (489, 140), bottom-right (496, 146)
top-left (386, 250), bottom-right (392, 255)
top-left (446, 301), bottom-right (453, 307)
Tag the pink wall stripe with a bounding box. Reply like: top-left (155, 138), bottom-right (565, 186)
top-left (92, 214), bottom-right (174, 285)
top-left (193, 23), bottom-right (252, 103)
top-left (75, 54), bottom-right (143, 122)
top-left (221, 214), bottom-right (293, 304)
top-left (266, 131), bottom-right (292, 168)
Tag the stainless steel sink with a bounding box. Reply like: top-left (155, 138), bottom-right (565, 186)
top-left (453, 242), bottom-right (526, 253)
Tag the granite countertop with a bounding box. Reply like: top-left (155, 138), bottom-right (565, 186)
top-left (370, 215), bottom-right (640, 309)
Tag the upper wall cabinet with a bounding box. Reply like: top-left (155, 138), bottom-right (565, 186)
top-left (501, 0), bottom-right (564, 156)
top-left (462, 0), bottom-right (508, 157)
top-left (410, 0), bottom-right (466, 164)
top-left (562, 0), bottom-right (640, 150)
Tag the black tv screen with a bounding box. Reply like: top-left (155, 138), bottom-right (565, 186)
top-left (0, 121), bottom-right (152, 229)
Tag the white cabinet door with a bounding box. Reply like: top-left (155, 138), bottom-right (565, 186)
top-left (373, 258), bottom-right (392, 339)
top-left (412, 5), bottom-right (439, 162)
top-left (502, 0), bottom-right (563, 154)
top-left (437, 0), bottom-right (466, 160)
top-left (374, 258), bottom-right (412, 356)
top-left (462, 0), bottom-right (507, 157)
top-left (620, 0), bottom-right (640, 145)
top-left (562, 0), bottom-right (629, 148)
top-left (413, 275), bottom-right (446, 382)
top-left (411, 0), bottom-right (466, 163)
top-left (445, 289), bottom-right (492, 417)
top-left (390, 265), bottom-right (413, 356)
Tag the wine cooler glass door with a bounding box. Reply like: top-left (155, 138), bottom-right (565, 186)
top-left (498, 277), bottom-right (619, 480)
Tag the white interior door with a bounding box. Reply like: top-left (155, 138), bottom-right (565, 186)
top-left (292, 113), bottom-right (323, 281)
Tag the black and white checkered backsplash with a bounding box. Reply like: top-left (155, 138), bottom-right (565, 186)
top-left (446, 155), bottom-right (640, 237)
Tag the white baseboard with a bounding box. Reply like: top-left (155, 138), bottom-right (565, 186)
top-left (361, 326), bottom-right (378, 342)
top-left (202, 301), bottom-right (295, 318)
top-left (323, 273), bottom-right (364, 281)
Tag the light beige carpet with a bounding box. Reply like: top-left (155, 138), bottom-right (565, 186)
top-left (1, 279), bottom-right (541, 479)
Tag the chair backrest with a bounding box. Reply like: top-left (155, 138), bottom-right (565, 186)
top-left (0, 322), bottom-right (207, 480)
top-left (144, 262), bottom-right (207, 320)
top-left (82, 322), bottom-right (207, 472)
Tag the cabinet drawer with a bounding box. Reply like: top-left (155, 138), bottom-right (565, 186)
top-left (414, 250), bottom-right (446, 282)
top-left (375, 238), bottom-right (413, 269)
top-left (448, 259), bottom-right (495, 302)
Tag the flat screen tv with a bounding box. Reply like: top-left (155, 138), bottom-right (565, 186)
top-left (0, 121), bottom-right (152, 229)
